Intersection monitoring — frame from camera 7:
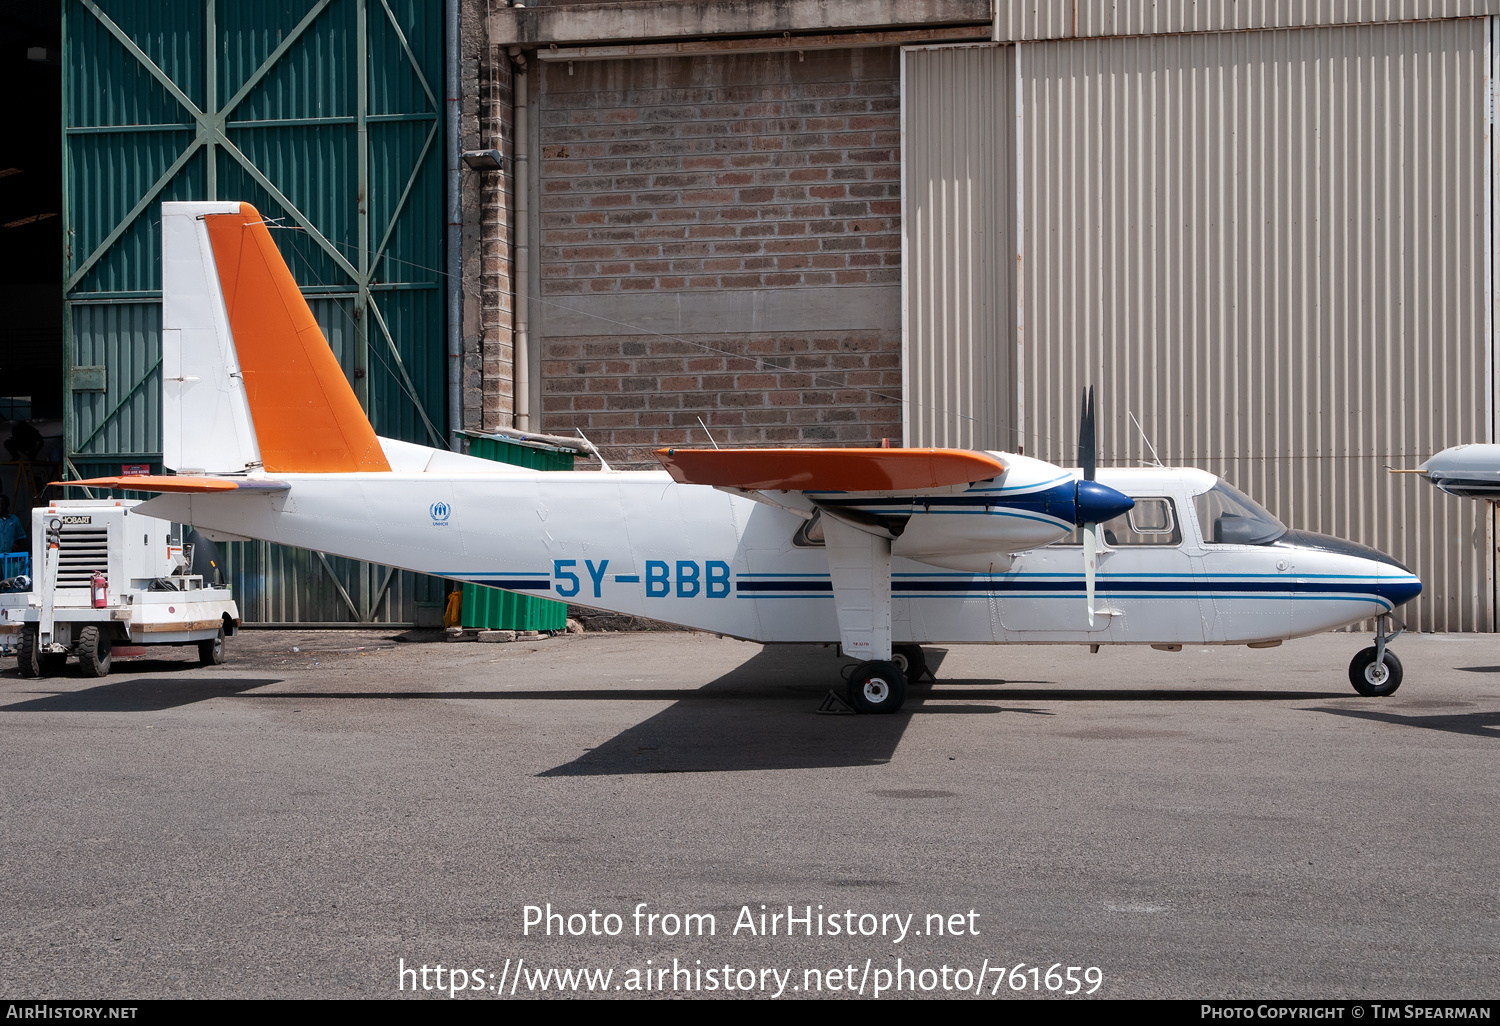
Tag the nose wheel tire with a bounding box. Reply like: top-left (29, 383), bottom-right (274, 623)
top-left (1349, 646), bottom-right (1403, 697)
top-left (846, 660), bottom-right (907, 714)
top-left (891, 644), bottom-right (929, 686)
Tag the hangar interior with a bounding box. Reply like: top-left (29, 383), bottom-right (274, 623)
top-left (0, 0), bottom-right (63, 517)
top-left (21, 0), bottom-right (1500, 631)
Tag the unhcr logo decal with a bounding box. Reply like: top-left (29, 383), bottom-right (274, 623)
top-left (430, 501), bottom-right (451, 526)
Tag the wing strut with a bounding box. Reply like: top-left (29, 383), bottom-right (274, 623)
top-left (822, 514), bottom-right (892, 664)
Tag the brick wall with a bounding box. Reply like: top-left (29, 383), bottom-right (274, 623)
top-left (533, 48), bottom-right (902, 467)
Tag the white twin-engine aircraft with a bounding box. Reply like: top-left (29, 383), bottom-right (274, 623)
top-left (67, 202), bottom-right (1422, 712)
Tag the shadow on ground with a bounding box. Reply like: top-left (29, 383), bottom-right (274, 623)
top-left (2, 678), bottom-right (282, 712)
top-left (0, 640), bottom-right (1368, 770)
top-left (537, 647), bottom-right (1352, 776)
top-left (1312, 705), bottom-right (1500, 740)
top-left (541, 645), bottom-right (921, 775)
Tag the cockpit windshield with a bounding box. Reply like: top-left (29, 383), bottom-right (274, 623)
top-left (1193, 479), bottom-right (1287, 545)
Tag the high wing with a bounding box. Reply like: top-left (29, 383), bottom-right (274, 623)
top-left (654, 443), bottom-right (1134, 673)
top-left (655, 446), bottom-right (1005, 492)
top-left (654, 444), bottom-right (1133, 570)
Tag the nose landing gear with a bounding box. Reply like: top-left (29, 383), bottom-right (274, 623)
top-left (1349, 614), bottom-right (1404, 697)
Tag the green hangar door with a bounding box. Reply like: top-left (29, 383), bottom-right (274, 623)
top-left (903, 20), bottom-right (1494, 632)
top-left (64, 0), bottom-right (447, 624)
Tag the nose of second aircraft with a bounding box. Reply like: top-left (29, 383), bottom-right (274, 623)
top-left (1075, 479), bottom-right (1135, 526)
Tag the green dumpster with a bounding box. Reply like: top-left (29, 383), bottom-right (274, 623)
top-left (458, 431), bottom-right (581, 630)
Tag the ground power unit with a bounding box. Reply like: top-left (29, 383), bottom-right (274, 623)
top-left (0, 500), bottom-right (239, 677)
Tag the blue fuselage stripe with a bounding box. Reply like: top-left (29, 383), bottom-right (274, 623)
top-left (733, 578), bottom-right (1408, 601)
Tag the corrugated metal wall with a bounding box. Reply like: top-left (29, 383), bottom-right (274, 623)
top-left (995, 0), bottom-right (1500, 42)
top-left (901, 44), bottom-right (1015, 450)
top-left (63, 0), bottom-right (448, 624)
top-left (904, 18), bottom-right (1494, 631)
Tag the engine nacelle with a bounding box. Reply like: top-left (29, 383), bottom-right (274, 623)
top-left (891, 510), bottom-right (1060, 571)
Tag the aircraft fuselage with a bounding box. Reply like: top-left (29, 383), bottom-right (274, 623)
top-left (138, 454), bottom-right (1418, 649)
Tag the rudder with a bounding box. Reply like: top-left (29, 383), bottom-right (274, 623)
top-left (160, 200), bottom-right (390, 475)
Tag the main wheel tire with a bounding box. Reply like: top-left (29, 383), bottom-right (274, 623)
top-left (77, 625), bottom-right (112, 678)
top-left (846, 660), bottom-right (907, 714)
top-left (16, 626), bottom-right (41, 678)
top-left (1349, 646), bottom-right (1403, 697)
top-left (892, 644), bottom-right (928, 685)
top-left (198, 626), bottom-right (225, 666)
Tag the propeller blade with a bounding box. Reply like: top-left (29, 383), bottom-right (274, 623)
top-left (1077, 386), bottom-right (1109, 626)
top-left (1083, 521), bottom-right (1098, 627)
top-left (1078, 386), bottom-right (1097, 482)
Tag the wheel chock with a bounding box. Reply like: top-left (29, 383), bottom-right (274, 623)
top-left (817, 689), bottom-right (856, 715)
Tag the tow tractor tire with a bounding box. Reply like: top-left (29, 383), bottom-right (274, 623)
top-left (1349, 646), bottom-right (1403, 697)
top-left (892, 644), bottom-right (929, 686)
top-left (16, 626), bottom-right (41, 678)
top-left (198, 626), bottom-right (225, 667)
top-left (77, 625), bottom-right (112, 678)
top-left (846, 660), bottom-right (908, 714)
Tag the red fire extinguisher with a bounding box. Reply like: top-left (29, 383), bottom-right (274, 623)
top-left (91, 572), bottom-right (108, 609)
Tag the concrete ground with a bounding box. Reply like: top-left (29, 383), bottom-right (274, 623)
top-left (0, 628), bottom-right (1496, 1000)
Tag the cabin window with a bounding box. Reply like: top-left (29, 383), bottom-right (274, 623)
top-left (1128, 498), bottom-right (1174, 534)
top-left (1054, 497), bottom-right (1182, 547)
top-left (1193, 480), bottom-right (1287, 545)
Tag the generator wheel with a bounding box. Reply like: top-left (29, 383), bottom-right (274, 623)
top-left (77, 625), bottom-right (112, 678)
top-left (16, 626), bottom-right (41, 678)
top-left (198, 626), bottom-right (225, 666)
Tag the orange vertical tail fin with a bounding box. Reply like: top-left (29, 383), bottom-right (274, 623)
top-left (200, 203), bottom-right (390, 473)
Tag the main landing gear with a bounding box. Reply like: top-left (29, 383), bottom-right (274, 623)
top-left (891, 643), bottom-right (929, 686)
top-left (842, 645), bottom-right (934, 713)
top-left (846, 660), bottom-right (907, 714)
top-left (1348, 614), bottom-right (1404, 697)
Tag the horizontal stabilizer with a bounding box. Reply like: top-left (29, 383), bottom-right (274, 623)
top-left (56, 476), bottom-right (290, 494)
top-left (654, 447), bottom-right (1005, 492)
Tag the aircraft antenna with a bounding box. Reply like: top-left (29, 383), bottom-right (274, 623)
top-left (1128, 409), bottom-right (1165, 467)
top-left (573, 429), bottom-right (613, 472)
top-left (696, 416), bottom-right (722, 450)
